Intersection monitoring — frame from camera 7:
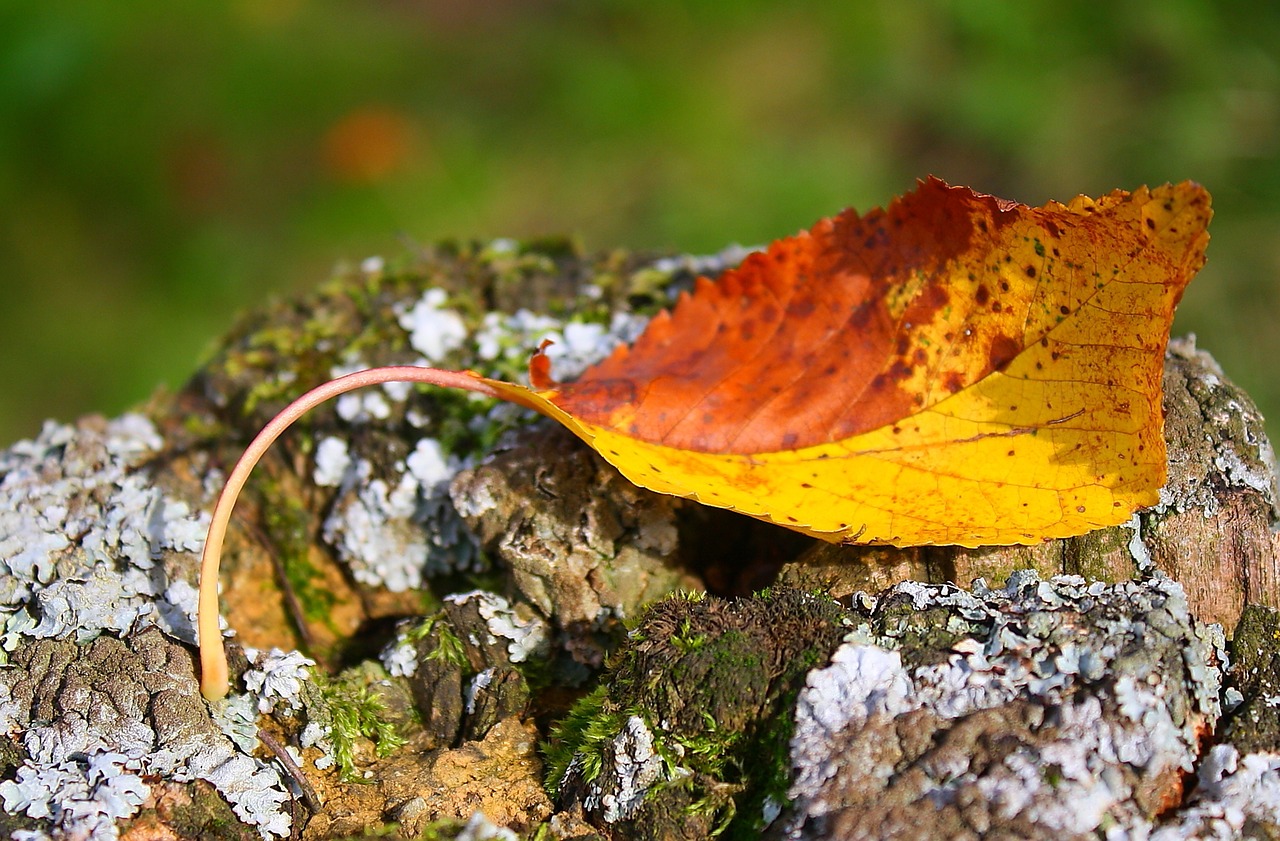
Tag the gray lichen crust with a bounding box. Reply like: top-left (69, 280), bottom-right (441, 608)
top-left (782, 573), bottom-right (1228, 840)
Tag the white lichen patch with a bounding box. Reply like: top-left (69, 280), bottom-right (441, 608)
top-left (397, 288), bottom-right (469, 363)
top-left (1141, 745), bottom-right (1280, 839)
top-left (322, 437), bottom-right (478, 590)
top-left (582, 715), bottom-right (667, 824)
top-left (1, 749), bottom-right (149, 841)
top-left (0, 416), bottom-right (210, 652)
top-left (646, 243), bottom-right (759, 281)
top-left (445, 591), bottom-right (549, 664)
top-left (464, 668), bottom-right (496, 714)
top-left (242, 647), bottom-right (316, 714)
top-left (472, 307), bottom-right (649, 383)
top-left (299, 718), bottom-right (336, 771)
top-left (329, 360), bottom-right (400, 424)
top-left (784, 572), bottom-right (1228, 839)
top-left (454, 810), bottom-right (519, 841)
top-left (313, 435), bottom-right (352, 487)
top-left (380, 629), bottom-right (419, 678)
top-left (0, 417), bottom-right (303, 840)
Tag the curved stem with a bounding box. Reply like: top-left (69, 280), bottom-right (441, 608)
top-left (198, 366), bottom-right (502, 701)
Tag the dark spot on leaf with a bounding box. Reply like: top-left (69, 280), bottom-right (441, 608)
top-left (975, 285), bottom-right (991, 306)
top-left (1025, 265), bottom-right (1036, 278)
top-left (988, 334), bottom-right (1021, 372)
top-left (789, 299), bottom-right (815, 318)
top-left (1059, 305), bottom-right (1070, 315)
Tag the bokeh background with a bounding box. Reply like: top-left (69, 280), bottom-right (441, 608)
top-left (3, 1), bottom-right (1279, 447)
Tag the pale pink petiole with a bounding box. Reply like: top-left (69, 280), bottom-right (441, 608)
top-left (198, 366), bottom-right (503, 701)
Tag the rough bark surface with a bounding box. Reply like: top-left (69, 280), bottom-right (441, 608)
top-left (0, 239), bottom-right (1276, 841)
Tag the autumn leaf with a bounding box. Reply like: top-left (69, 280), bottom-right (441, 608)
top-left (483, 178), bottom-right (1211, 546)
top-left (197, 178), bottom-right (1211, 699)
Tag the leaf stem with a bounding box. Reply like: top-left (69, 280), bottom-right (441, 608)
top-left (198, 366), bottom-right (502, 701)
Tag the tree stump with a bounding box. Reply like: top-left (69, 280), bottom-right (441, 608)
top-left (0, 239), bottom-right (1276, 840)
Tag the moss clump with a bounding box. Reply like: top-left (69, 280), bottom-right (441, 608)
top-left (548, 588), bottom-right (849, 839)
top-left (1224, 604), bottom-right (1280, 753)
top-left (407, 612), bottom-right (469, 669)
top-left (313, 669), bottom-right (408, 780)
top-left (542, 683), bottom-right (628, 799)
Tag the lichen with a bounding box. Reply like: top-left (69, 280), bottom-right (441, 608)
top-left (0, 632), bottom-right (295, 841)
top-left (1145, 745), bottom-right (1280, 838)
top-left (445, 590), bottom-right (550, 665)
top-left (241, 647), bottom-right (315, 714)
top-left (582, 715), bottom-right (667, 824)
top-left (781, 572), bottom-right (1229, 839)
top-left (1160, 337), bottom-right (1280, 521)
top-left (0, 415), bottom-right (209, 654)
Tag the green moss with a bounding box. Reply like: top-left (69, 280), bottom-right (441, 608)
top-left (1068, 525), bottom-right (1132, 582)
top-left (254, 474), bottom-right (340, 635)
top-left (670, 618), bottom-right (707, 653)
top-left (314, 670), bottom-right (407, 780)
top-left (573, 589), bottom-right (849, 839)
top-left (542, 684), bottom-right (627, 799)
top-left (421, 617), bottom-right (469, 670)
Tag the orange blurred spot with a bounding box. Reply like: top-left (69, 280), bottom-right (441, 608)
top-left (321, 107), bottom-right (417, 185)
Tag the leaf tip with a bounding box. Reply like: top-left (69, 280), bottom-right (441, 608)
top-left (529, 338), bottom-right (556, 389)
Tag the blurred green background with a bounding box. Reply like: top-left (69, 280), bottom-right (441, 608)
top-left (2, 1), bottom-right (1278, 448)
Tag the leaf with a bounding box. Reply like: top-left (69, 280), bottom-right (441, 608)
top-left (197, 178), bottom-right (1212, 699)
top-left (478, 178), bottom-right (1212, 546)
